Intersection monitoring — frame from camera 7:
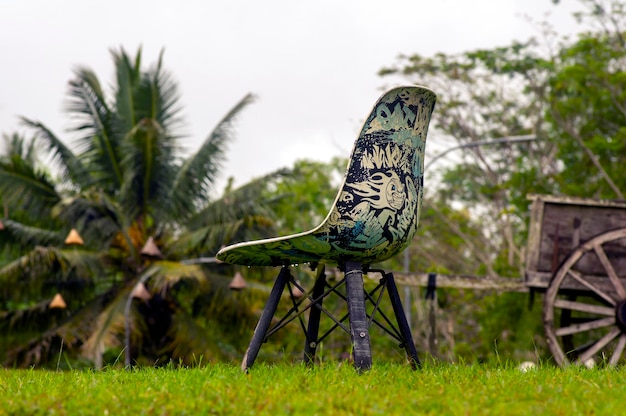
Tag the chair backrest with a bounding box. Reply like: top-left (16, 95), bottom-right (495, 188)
top-left (311, 85), bottom-right (437, 265)
top-left (216, 85), bottom-right (436, 267)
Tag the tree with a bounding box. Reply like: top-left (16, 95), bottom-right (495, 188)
top-left (380, 42), bottom-right (549, 278)
top-left (377, 0), bottom-right (626, 361)
top-left (267, 158), bottom-right (346, 233)
top-left (546, 2), bottom-right (626, 198)
top-left (0, 47), bottom-right (282, 368)
top-left (380, 0), bottom-right (626, 276)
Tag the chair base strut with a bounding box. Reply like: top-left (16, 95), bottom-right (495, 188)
top-left (241, 263), bottom-right (421, 372)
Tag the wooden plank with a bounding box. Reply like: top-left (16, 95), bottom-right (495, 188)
top-left (327, 268), bottom-right (528, 292)
top-left (609, 334), bottom-right (626, 366)
top-left (553, 299), bottom-right (615, 316)
top-left (554, 316), bottom-right (615, 336)
top-left (576, 328), bottom-right (622, 364)
top-left (528, 269), bottom-right (626, 296)
top-left (527, 194), bottom-right (626, 209)
top-left (525, 196), bottom-right (546, 278)
top-left (567, 269), bottom-right (617, 305)
top-left (525, 271), bottom-right (552, 289)
top-left (377, 269), bottom-right (626, 296)
top-left (391, 272), bottom-right (528, 292)
top-left (593, 243), bottom-right (626, 299)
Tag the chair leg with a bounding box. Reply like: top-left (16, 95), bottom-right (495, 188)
top-left (304, 266), bottom-right (327, 365)
top-left (385, 272), bottom-right (421, 369)
top-left (241, 266), bottom-right (290, 372)
top-left (344, 261), bottom-right (372, 371)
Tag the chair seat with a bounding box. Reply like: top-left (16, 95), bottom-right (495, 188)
top-left (216, 224), bottom-right (403, 267)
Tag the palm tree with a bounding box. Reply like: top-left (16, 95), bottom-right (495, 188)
top-left (0, 47), bottom-right (280, 368)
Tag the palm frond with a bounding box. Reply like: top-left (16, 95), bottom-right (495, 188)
top-left (191, 278), bottom-right (271, 317)
top-left (0, 246), bottom-right (103, 302)
top-left (166, 307), bottom-right (229, 364)
top-left (175, 169), bottom-right (287, 254)
top-left (110, 48), bottom-right (185, 226)
top-left (0, 297), bottom-right (54, 331)
top-left (18, 119), bottom-right (89, 188)
top-left (188, 168), bottom-right (287, 228)
top-left (53, 192), bottom-right (125, 251)
top-left (139, 48), bottom-right (185, 137)
top-left (65, 67), bottom-right (123, 191)
top-left (2, 48), bottom-right (285, 369)
top-left (118, 118), bottom-right (179, 225)
top-left (168, 218), bottom-right (246, 258)
top-left (170, 93), bottom-right (256, 215)
top-left (0, 151), bottom-right (60, 217)
top-left (1, 133), bottom-right (37, 165)
top-left (3, 288), bottom-right (118, 368)
top-left (1, 220), bottom-right (63, 248)
top-left (112, 47), bottom-right (141, 133)
top-left (180, 282), bottom-right (274, 362)
top-left (143, 261), bottom-right (208, 293)
top-left (80, 287), bottom-right (129, 365)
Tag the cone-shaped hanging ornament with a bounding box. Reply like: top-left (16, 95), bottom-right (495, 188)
top-left (141, 237), bottom-right (163, 258)
top-left (229, 271), bottom-right (247, 290)
top-left (49, 293), bottom-right (67, 309)
top-left (131, 282), bottom-right (152, 301)
top-left (292, 282), bottom-right (304, 299)
top-left (64, 228), bottom-right (84, 245)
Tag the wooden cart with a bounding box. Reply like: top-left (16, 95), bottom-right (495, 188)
top-left (396, 194), bottom-right (626, 366)
top-left (525, 194), bottom-right (626, 366)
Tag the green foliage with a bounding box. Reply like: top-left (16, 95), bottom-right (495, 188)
top-left (267, 157), bottom-right (346, 234)
top-left (378, 0), bottom-right (626, 364)
top-left (546, 33), bottom-right (626, 198)
top-left (0, 47), bottom-right (280, 368)
top-left (6, 0), bottom-right (626, 370)
top-left (380, 39), bottom-right (551, 280)
top-left (475, 292), bottom-right (546, 362)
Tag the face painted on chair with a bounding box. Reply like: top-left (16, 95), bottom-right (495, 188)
top-left (384, 172), bottom-right (405, 210)
top-left (347, 170), bottom-right (405, 213)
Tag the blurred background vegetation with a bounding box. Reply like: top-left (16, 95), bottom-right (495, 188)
top-left (2, 0), bottom-right (626, 368)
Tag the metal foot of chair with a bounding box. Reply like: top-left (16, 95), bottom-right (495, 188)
top-left (344, 261), bottom-right (372, 371)
top-left (304, 265), bottom-right (327, 365)
top-left (385, 272), bottom-right (421, 369)
top-left (241, 266), bottom-right (290, 372)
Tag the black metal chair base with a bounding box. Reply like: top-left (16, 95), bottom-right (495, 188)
top-left (241, 262), bottom-right (420, 372)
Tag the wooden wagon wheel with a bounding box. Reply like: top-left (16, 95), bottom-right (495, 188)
top-left (544, 228), bottom-right (626, 367)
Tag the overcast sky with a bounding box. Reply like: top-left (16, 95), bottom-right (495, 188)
top-left (1, 0), bottom-right (583, 191)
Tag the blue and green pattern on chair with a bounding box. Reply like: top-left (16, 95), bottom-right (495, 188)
top-left (217, 86), bottom-right (436, 267)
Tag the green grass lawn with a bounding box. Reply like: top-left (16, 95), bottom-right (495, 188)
top-left (1, 361), bottom-right (624, 415)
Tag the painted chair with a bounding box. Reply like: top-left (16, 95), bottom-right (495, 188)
top-left (217, 85), bottom-right (437, 371)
